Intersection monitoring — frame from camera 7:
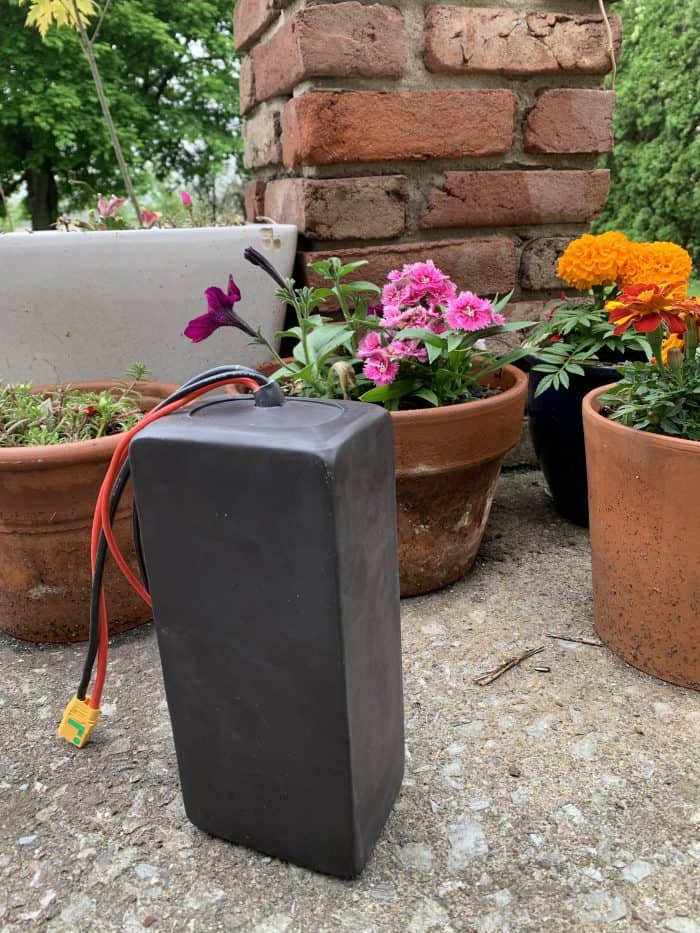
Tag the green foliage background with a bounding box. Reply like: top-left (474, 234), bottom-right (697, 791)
top-left (0, 0), bottom-right (242, 223)
top-left (595, 0), bottom-right (700, 266)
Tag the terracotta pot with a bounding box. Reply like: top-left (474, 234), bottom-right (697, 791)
top-left (0, 381), bottom-right (177, 643)
top-left (249, 360), bottom-right (527, 596)
top-left (583, 386), bottom-right (700, 690)
top-left (392, 365), bottom-right (527, 596)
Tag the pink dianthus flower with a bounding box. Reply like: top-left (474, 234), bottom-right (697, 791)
top-left (445, 292), bottom-right (495, 331)
top-left (357, 330), bottom-right (384, 357)
top-left (362, 352), bottom-right (399, 386)
top-left (388, 339), bottom-right (428, 363)
top-left (384, 261), bottom-right (457, 309)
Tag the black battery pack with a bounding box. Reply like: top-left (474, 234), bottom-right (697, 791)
top-left (129, 394), bottom-right (404, 877)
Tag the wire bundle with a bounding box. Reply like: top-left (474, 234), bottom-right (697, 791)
top-left (77, 366), bottom-right (270, 711)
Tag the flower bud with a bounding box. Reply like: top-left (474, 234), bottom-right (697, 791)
top-left (667, 347), bottom-right (683, 370)
top-left (180, 190), bottom-right (192, 208)
top-left (331, 361), bottom-right (357, 400)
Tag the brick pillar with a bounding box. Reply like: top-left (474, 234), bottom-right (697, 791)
top-left (236, 0), bottom-right (620, 303)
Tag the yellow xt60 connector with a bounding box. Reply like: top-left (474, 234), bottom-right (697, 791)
top-left (58, 696), bottom-right (101, 748)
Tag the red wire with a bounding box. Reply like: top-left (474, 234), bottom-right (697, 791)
top-left (89, 377), bottom-right (260, 708)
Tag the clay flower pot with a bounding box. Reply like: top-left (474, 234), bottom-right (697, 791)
top-left (583, 385), bottom-right (700, 690)
top-left (249, 361), bottom-right (526, 596)
top-left (0, 381), bottom-right (176, 643)
top-left (393, 365), bottom-right (527, 596)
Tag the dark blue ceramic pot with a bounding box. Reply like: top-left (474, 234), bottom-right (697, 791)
top-left (527, 358), bottom-right (621, 526)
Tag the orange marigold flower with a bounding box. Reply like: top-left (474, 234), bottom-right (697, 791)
top-left (557, 231), bottom-right (631, 291)
top-left (675, 295), bottom-right (700, 320)
top-left (605, 283), bottom-right (689, 335)
top-left (619, 241), bottom-right (692, 293)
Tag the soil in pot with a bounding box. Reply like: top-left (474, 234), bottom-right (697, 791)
top-left (583, 386), bottom-right (700, 690)
top-left (528, 360), bottom-right (622, 526)
top-left (0, 381), bottom-right (176, 643)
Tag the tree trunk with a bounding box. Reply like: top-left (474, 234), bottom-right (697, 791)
top-left (26, 163), bottom-right (59, 230)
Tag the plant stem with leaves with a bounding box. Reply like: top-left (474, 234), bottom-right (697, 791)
top-left (70, 0), bottom-right (142, 225)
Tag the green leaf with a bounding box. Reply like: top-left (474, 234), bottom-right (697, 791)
top-left (359, 379), bottom-right (417, 404)
top-left (426, 341), bottom-right (443, 364)
top-left (398, 328), bottom-right (446, 348)
top-left (412, 387), bottom-right (439, 406)
top-left (339, 261), bottom-right (369, 276)
top-left (275, 327), bottom-right (303, 342)
top-left (271, 362), bottom-right (312, 384)
top-left (337, 281), bottom-right (380, 294)
top-left (292, 342), bottom-right (310, 365)
top-left (491, 290), bottom-right (514, 316)
top-left (308, 323), bottom-right (354, 364)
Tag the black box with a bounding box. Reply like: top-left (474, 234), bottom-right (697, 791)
top-left (129, 394), bottom-right (404, 877)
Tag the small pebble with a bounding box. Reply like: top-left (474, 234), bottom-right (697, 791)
top-left (534, 665), bottom-right (551, 673)
top-left (508, 764), bottom-right (522, 778)
top-left (621, 859), bottom-right (653, 884)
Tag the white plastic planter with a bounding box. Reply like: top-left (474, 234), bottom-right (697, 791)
top-left (0, 224), bottom-right (297, 384)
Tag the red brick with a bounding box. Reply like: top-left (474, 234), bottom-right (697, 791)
top-left (239, 56), bottom-right (256, 116)
top-left (243, 106), bottom-right (282, 168)
top-left (523, 89), bottom-right (615, 154)
top-left (424, 7), bottom-right (621, 76)
top-left (244, 180), bottom-right (267, 223)
top-left (298, 238), bottom-right (517, 296)
top-left (263, 177), bottom-right (407, 240)
top-left (421, 170), bottom-right (610, 229)
top-left (234, 0), bottom-right (288, 51)
top-left (249, 3), bottom-right (405, 108)
top-left (281, 90), bottom-right (517, 167)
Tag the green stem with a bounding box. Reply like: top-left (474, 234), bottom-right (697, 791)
top-left (649, 328), bottom-right (665, 375)
top-left (685, 317), bottom-right (698, 363)
top-left (257, 331), bottom-right (296, 378)
top-left (71, 0), bottom-right (142, 226)
top-left (291, 293), bottom-right (325, 395)
top-left (300, 321), bottom-right (325, 394)
top-left (333, 283), bottom-right (351, 323)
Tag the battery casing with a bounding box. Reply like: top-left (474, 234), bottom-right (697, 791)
top-left (129, 395), bottom-right (404, 877)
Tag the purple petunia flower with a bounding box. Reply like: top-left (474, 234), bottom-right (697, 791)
top-left (243, 247), bottom-right (288, 289)
top-left (184, 275), bottom-right (257, 342)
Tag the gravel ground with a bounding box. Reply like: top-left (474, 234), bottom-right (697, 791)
top-left (1, 471), bottom-right (699, 932)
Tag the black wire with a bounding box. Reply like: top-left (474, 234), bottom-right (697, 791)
top-left (132, 506), bottom-right (149, 591)
top-left (76, 366), bottom-right (270, 700)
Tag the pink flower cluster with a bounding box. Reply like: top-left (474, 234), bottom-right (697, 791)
top-left (357, 331), bottom-right (428, 386)
top-left (97, 194), bottom-right (125, 218)
top-left (357, 261), bottom-right (505, 386)
top-left (95, 194), bottom-right (160, 229)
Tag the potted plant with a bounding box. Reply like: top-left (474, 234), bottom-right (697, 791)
top-left (522, 232), bottom-right (692, 525)
top-left (0, 369), bottom-right (176, 642)
top-left (583, 283), bottom-right (700, 690)
top-left (186, 251), bottom-right (532, 596)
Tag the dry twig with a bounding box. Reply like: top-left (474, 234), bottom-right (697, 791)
top-left (546, 632), bottom-right (603, 648)
top-left (597, 0), bottom-right (617, 91)
top-left (473, 646), bottom-right (545, 686)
